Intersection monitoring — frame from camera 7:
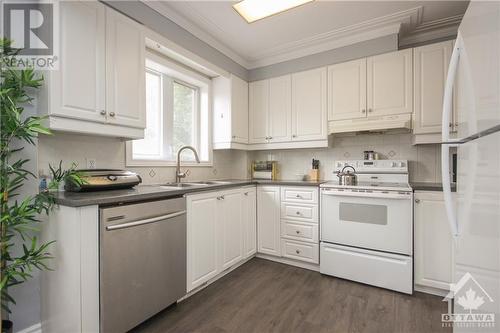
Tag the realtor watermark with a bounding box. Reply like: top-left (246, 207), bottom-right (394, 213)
top-left (442, 272), bottom-right (496, 329)
top-left (2, 0), bottom-right (59, 69)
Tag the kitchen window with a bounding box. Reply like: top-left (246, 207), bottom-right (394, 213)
top-left (126, 51), bottom-right (211, 166)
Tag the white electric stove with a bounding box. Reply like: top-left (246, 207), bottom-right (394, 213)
top-left (320, 160), bottom-right (413, 294)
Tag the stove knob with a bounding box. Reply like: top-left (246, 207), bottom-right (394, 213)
top-left (391, 162), bottom-right (396, 167)
top-left (399, 162), bottom-right (405, 167)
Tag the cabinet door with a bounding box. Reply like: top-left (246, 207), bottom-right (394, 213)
top-left (218, 189), bottom-right (243, 271)
top-left (257, 186), bottom-right (281, 256)
top-left (291, 68), bottom-right (327, 141)
top-left (328, 59), bottom-right (367, 121)
top-left (231, 75), bottom-right (249, 143)
top-left (242, 187), bottom-right (257, 257)
top-left (413, 41), bottom-right (453, 134)
top-left (187, 192), bottom-right (219, 292)
top-left (367, 49), bottom-right (413, 116)
top-left (50, 1), bottom-right (106, 122)
top-left (249, 80), bottom-right (269, 143)
top-left (414, 191), bottom-right (453, 291)
top-left (268, 75), bottom-right (292, 142)
top-left (105, 8), bottom-right (146, 129)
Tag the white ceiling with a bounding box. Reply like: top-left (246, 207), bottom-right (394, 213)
top-left (144, 1), bottom-right (469, 69)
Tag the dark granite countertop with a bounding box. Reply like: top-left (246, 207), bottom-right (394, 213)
top-left (410, 182), bottom-right (457, 192)
top-left (55, 179), bottom-right (325, 207)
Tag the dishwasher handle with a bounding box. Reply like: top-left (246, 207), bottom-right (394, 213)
top-left (106, 210), bottom-right (186, 231)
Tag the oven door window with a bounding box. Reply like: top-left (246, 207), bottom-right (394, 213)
top-left (339, 202), bottom-right (387, 225)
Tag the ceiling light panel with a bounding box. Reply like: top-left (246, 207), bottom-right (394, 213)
top-left (233, 0), bottom-right (314, 23)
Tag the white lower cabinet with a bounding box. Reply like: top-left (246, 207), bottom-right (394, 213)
top-left (414, 191), bottom-right (454, 292)
top-left (257, 186), bottom-right (282, 256)
top-left (242, 187), bottom-right (257, 257)
top-left (187, 186), bottom-right (256, 292)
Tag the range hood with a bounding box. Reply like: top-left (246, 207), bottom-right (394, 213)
top-left (328, 114), bottom-right (412, 134)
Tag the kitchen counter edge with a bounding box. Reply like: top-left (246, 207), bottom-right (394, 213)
top-left (54, 179), bottom-right (326, 207)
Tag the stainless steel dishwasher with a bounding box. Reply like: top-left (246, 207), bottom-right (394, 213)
top-left (100, 197), bottom-right (186, 333)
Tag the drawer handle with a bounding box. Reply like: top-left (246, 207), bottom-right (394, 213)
top-left (295, 249), bottom-right (300, 254)
top-left (296, 211), bottom-right (301, 215)
top-left (295, 194), bottom-right (301, 198)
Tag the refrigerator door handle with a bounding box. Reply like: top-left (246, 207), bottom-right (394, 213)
top-left (442, 35), bottom-right (462, 143)
top-left (441, 35), bottom-right (461, 238)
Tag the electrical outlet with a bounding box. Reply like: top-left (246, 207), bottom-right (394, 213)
top-left (86, 158), bottom-right (96, 169)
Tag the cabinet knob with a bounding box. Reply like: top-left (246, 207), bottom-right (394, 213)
top-left (296, 230), bottom-right (300, 234)
top-left (220, 195), bottom-right (225, 200)
top-left (295, 194), bottom-right (301, 198)
top-left (109, 112), bottom-right (116, 117)
top-left (361, 109), bottom-right (366, 113)
top-left (292, 134), bottom-right (297, 138)
top-left (232, 135), bottom-right (236, 139)
top-left (244, 192), bottom-right (248, 196)
top-left (415, 199), bottom-right (420, 204)
top-left (268, 136), bottom-right (272, 140)
top-left (368, 108), bottom-right (373, 113)
top-left (100, 110), bottom-right (106, 116)
top-left (295, 249), bottom-right (300, 254)
top-left (449, 123), bottom-right (453, 128)
top-left (296, 211), bottom-right (301, 215)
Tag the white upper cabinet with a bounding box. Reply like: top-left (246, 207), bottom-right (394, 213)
top-left (40, 2), bottom-right (145, 139)
top-left (105, 8), bottom-right (146, 129)
top-left (249, 80), bottom-right (270, 144)
top-left (268, 75), bottom-right (292, 142)
top-left (291, 68), bottom-right (328, 141)
top-left (328, 59), bottom-right (367, 121)
top-left (413, 41), bottom-right (454, 135)
top-left (367, 49), bottom-right (413, 117)
top-left (50, 1), bottom-right (106, 123)
top-left (213, 74), bottom-right (249, 148)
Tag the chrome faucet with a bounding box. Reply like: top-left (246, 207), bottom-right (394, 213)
top-left (176, 146), bottom-right (200, 183)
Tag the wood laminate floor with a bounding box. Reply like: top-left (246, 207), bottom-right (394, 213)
top-left (133, 258), bottom-right (450, 333)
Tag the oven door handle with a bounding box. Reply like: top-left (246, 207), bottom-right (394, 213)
top-left (321, 190), bottom-right (412, 200)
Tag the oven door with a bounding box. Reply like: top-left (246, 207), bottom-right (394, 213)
top-left (321, 188), bottom-right (413, 255)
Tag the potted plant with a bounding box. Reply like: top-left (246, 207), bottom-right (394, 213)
top-left (0, 39), bottom-right (84, 333)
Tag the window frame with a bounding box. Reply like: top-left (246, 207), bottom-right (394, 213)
top-left (126, 50), bottom-right (213, 167)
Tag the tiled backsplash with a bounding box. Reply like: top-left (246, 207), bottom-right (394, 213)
top-left (38, 133), bottom-right (249, 185)
top-left (249, 133), bottom-right (443, 183)
top-left (39, 132), bottom-right (442, 185)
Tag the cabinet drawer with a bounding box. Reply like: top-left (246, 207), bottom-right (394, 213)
top-left (281, 187), bottom-right (318, 204)
top-left (281, 203), bottom-right (318, 223)
top-left (281, 239), bottom-right (319, 264)
top-left (281, 220), bottom-right (318, 243)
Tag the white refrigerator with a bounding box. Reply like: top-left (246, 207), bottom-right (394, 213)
top-left (441, 0), bottom-right (500, 331)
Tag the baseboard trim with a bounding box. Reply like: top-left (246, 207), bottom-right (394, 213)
top-left (15, 322), bottom-right (41, 333)
top-left (256, 253), bottom-right (320, 272)
top-left (414, 284), bottom-right (449, 297)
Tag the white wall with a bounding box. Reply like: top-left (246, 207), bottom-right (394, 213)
top-left (249, 133), bottom-right (443, 183)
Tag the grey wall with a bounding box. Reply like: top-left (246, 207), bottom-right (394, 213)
top-left (103, 1), bottom-right (249, 80)
top-left (248, 34), bottom-right (398, 81)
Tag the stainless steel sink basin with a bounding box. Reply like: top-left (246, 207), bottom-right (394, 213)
top-left (195, 180), bottom-right (232, 185)
top-left (160, 182), bottom-right (209, 188)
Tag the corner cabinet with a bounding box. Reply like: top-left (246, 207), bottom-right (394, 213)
top-left (39, 1), bottom-right (145, 139)
top-left (213, 74), bottom-right (249, 149)
top-left (412, 40), bottom-right (456, 144)
top-left (414, 191), bottom-right (454, 294)
top-left (186, 186), bottom-right (256, 292)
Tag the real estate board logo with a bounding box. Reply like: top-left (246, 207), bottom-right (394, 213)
top-left (442, 272), bottom-right (495, 329)
top-left (2, 0), bottom-right (59, 69)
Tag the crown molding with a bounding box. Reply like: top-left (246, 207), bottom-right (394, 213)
top-left (141, 0), bottom-right (251, 68)
top-left (399, 14), bottom-right (463, 47)
top-left (141, 2), bottom-right (462, 70)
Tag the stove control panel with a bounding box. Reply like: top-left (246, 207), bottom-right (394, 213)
top-left (334, 160), bottom-right (408, 174)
